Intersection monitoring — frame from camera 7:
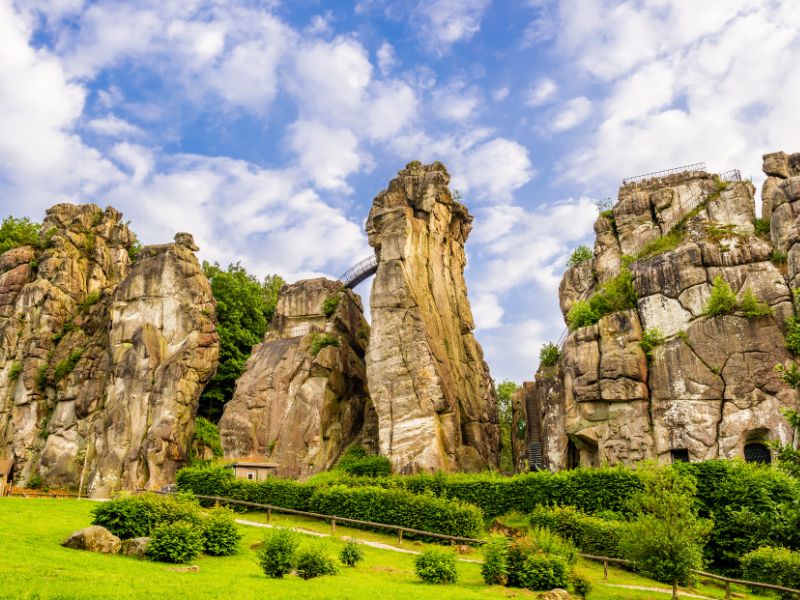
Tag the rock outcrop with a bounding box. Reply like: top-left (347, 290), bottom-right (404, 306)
top-left (365, 161), bottom-right (499, 473)
top-left (218, 278), bottom-right (376, 478)
top-left (525, 159), bottom-right (799, 469)
top-left (62, 526), bottom-right (121, 554)
top-left (0, 204), bottom-right (218, 495)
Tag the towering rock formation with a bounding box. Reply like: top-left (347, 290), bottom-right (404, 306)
top-left (525, 157), bottom-right (799, 469)
top-left (219, 278), bottom-right (376, 478)
top-left (0, 204), bottom-right (218, 496)
top-left (365, 161), bottom-right (499, 473)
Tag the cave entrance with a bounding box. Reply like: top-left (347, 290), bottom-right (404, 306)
top-left (744, 442), bottom-right (772, 464)
top-left (566, 439), bottom-right (580, 470)
top-left (670, 448), bottom-right (690, 463)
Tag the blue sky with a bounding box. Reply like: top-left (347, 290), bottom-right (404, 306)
top-left (2, 0), bottom-right (799, 383)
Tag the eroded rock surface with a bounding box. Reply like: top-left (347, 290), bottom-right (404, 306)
top-left (62, 526), bottom-right (121, 554)
top-left (0, 204), bottom-right (218, 495)
top-left (219, 278), bottom-right (376, 478)
top-left (524, 159), bottom-right (799, 469)
top-left (365, 161), bottom-right (499, 473)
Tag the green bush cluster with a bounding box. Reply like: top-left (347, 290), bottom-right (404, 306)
top-left (322, 294), bottom-right (340, 317)
top-left (308, 485), bottom-right (483, 539)
top-left (571, 574), bottom-right (592, 599)
top-left (336, 445), bottom-right (391, 477)
top-left (0, 216), bottom-right (41, 255)
top-left (704, 277), bottom-right (772, 318)
top-left (528, 505), bottom-right (627, 557)
top-left (78, 291), bottom-right (101, 313)
top-left (146, 521), bottom-right (205, 564)
top-left (339, 541), bottom-right (364, 567)
top-left (310, 333), bottom-right (340, 357)
top-left (257, 528), bottom-right (300, 578)
top-left (191, 416), bottom-right (224, 460)
top-left (740, 546), bottom-right (800, 598)
top-left (566, 269), bottom-right (637, 330)
top-left (753, 218), bottom-right (771, 239)
top-left (295, 544), bottom-right (339, 579)
top-left (201, 508), bottom-right (242, 556)
top-left (566, 245), bottom-right (593, 269)
top-left (414, 548), bottom-right (458, 584)
top-left (506, 536), bottom-right (570, 590)
top-left (539, 342), bottom-right (560, 367)
top-left (481, 535), bottom-right (510, 585)
top-left (53, 348), bottom-right (84, 382)
top-left (639, 328), bottom-right (665, 362)
top-left (8, 361), bottom-right (22, 381)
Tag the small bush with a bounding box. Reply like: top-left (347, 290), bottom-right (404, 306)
top-left (146, 521), bottom-right (205, 563)
top-left (36, 365), bottom-right (48, 390)
top-left (295, 543), bottom-right (339, 579)
top-left (310, 333), bottom-right (340, 357)
top-left (572, 573), bottom-right (593, 599)
top-left (753, 218), bottom-right (770, 239)
top-left (91, 493), bottom-right (201, 539)
top-left (772, 250), bottom-right (788, 265)
top-left (529, 505), bottom-right (627, 558)
top-left (9, 361), bottom-right (22, 381)
top-left (481, 535), bottom-right (510, 585)
top-left (566, 301), bottom-right (600, 330)
top-left (741, 547), bottom-right (800, 599)
top-left (785, 316), bottom-right (800, 355)
top-left (53, 348), bottom-right (84, 382)
top-left (0, 216), bottom-right (41, 255)
top-left (539, 342), bottom-right (560, 367)
top-left (507, 538), bottom-right (568, 591)
top-left (738, 288), bottom-right (773, 318)
top-left (336, 446), bottom-right (391, 477)
top-left (704, 275), bottom-right (737, 316)
top-left (566, 245), bottom-right (593, 268)
top-left (192, 416), bottom-right (223, 459)
top-left (639, 328), bottom-right (665, 362)
top-left (528, 525), bottom-right (578, 565)
top-left (339, 540), bottom-right (365, 567)
top-left (79, 291), bottom-right (101, 313)
top-left (322, 294), bottom-right (340, 317)
top-left (257, 529), bottom-right (300, 578)
top-left (567, 269), bottom-right (637, 330)
top-left (202, 508), bottom-right (241, 556)
top-left (713, 175), bottom-right (729, 192)
top-left (414, 548), bottom-right (458, 584)
top-left (28, 474), bottom-right (44, 489)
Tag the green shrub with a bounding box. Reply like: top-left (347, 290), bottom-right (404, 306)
top-left (0, 216), bottom-right (41, 255)
top-left (309, 485), bottom-right (483, 539)
top-left (146, 521), bottom-right (205, 563)
top-left (257, 528), bottom-right (300, 578)
top-left (201, 508), bottom-right (241, 556)
top-left (295, 543), bottom-right (339, 579)
top-left (192, 416), bottom-right (223, 459)
top-left (8, 361), bottom-right (22, 381)
top-left (738, 288), bottom-right (773, 318)
top-left (572, 573), bottom-right (593, 599)
top-left (28, 474), bottom-right (44, 489)
top-left (753, 218), bottom-right (771, 239)
top-left (566, 300), bottom-right (600, 330)
top-left (91, 493), bottom-right (201, 539)
top-left (336, 446), bottom-right (391, 477)
top-left (481, 535), bottom-right (509, 585)
top-left (310, 333), bottom-right (340, 357)
top-left (36, 365), bottom-right (48, 390)
top-left (414, 548), bottom-right (458, 584)
top-left (639, 328), bottom-right (665, 362)
top-left (741, 547), bottom-right (800, 598)
top-left (53, 348), bottom-right (84, 382)
top-left (636, 228), bottom-right (684, 260)
top-left (78, 291), bottom-right (101, 313)
top-left (128, 238), bottom-right (142, 262)
top-left (528, 525), bottom-right (578, 565)
top-left (567, 269), bottom-right (637, 331)
top-left (507, 538), bottom-right (568, 590)
top-left (713, 175), bottom-right (729, 192)
top-left (566, 245), bottom-right (593, 268)
top-left (704, 275), bottom-right (737, 316)
top-left (529, 505), bottom-right (627, 557)
top-left (785, 316), bottom-right (800, 355)
top-left (539, 342), bottom-right (560, 367)
top-left (772, 250), bottom-right (788, 265)
top-left (339, 540), bottom-right (365, 567)
top-left (322, 294), bottom-right (340, 317)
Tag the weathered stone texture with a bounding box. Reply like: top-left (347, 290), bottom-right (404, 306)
top-left (365, 161), bottom-right (499, 473)
top-left (526, 159), bottom-right (799, 470)
top-left (219, 278), bottom-right (376, 478)
top-left (0, 204), bottom-right (218, 496)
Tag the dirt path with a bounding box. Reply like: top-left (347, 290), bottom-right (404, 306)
top-left (601, 583), bottom-right (715, 599)
top-left (235, 518), bottom-right (482, 563)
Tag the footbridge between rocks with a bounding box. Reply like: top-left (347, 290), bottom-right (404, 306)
top-left (339, 254), bottom-right (378, 289)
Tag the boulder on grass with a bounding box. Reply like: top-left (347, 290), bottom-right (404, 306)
top-left (62, 526), bottom-right (121, 554)
top-left (121, 537), bottom-right (150, 559)
top-left (538, 590), bottom-right (572, 600)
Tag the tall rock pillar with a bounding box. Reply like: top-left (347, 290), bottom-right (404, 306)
top-left (365, 161), bottom-right (499, 473)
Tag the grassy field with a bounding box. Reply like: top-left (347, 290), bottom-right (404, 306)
top-left (0, 498), bottom-right (771, 600)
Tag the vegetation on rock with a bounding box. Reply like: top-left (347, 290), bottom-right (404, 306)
top-left (566, 268), bottom-right (637, 330)
top-left (336, 445), bottom-right (391, 477)
top-left (0, 215), bottom-right (40, 255)
top-left (310, 332), bottom-right (340, 357)
top-left (539, 342), bottom-right (560, 367)
top-left (566, 245), bottom-right (593, 268)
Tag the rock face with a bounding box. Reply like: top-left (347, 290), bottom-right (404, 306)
top-left (0, 204), bottom-right (218, 496)
top-left (218, 277), bottom-right (376, 478)
top-left (365, 161), bottom-right (499, 473)
top-left (62, 526), bottom-right (121, 554)
top-left (524, 160), bottom-right (799, 469)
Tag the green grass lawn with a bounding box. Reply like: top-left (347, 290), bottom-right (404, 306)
top-left (0, 498), bottom-right (773, 600)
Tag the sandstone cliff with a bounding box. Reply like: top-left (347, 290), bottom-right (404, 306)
top-left (365, 161), bottom-right (499, 473)
top-left (0, 204), bottom-right (218, 495)
top-left (525, 156), bottom-right (799, 469)
top-left (218, 278), bottom-right (376, 478)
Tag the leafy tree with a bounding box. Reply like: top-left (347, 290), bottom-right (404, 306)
top-left (497, 380), bottom-right (519, 473)
top-left (199, 262), bottom-right (284, 420)
top-left (619, 468), bottom-right (708, 598)
top-left (566, 245), bottom-right (593, 268)
top-left (0, 216), bottom-right (41, 255)
top-left (704, 275), bottom-right (737, 316)
top-left (539, 342), bottom-right (560, 367)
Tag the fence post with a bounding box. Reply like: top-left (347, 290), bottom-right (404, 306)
top-left (266, 507), bottom-right (271, 522)
top-left (603, 560), bottom-right (608, 581)
top-left (398, 529), bottom-right (403, 545)
top-left (725, 580), bottom-right (731, 600)
top-left (331, 519), bottom-right (336, 535)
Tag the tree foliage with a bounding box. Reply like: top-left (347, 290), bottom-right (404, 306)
top-left (497, 380), bottom-right (519, 474)
top-left (0, 216), bottom-right (41, 255)
top-left (199, 262), bottom-right (284, 420)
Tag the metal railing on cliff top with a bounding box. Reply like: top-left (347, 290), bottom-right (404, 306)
top-left (622, 162), bottom-right (707, 185)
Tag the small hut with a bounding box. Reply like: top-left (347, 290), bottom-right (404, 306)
top-left (230, 457), bottom-right (278, 481)
top-left (0, 460), bottom-right (13, 496)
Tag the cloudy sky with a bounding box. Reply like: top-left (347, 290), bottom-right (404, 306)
top-left (2, 0), bottom-right (799, 383)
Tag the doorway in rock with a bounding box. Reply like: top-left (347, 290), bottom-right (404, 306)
top-left (566, 439), bottom-right (580, 470)
top-left (744, 442), bottom-right (772, 464)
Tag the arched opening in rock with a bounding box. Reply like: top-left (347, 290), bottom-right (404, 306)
top-left (566, 439), bottom-right (580, 470)
top-left (744, 442), bottom-right (772, 464)
top-left (670, 448), bottom-right (690, 463)
top-left (566, 436), bottom-right (598, 469)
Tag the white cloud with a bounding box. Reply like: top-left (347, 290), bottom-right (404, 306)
top-left (472, 293), bottom-right (504, 330)
top-left (492, 87), bottom-right (510, 102)
top-left (431, 81), bottom-right (482, 122)
top-left (413, 0), bottom-right (491, 54)
top-left (287, 120), bottom-right (363, 191)
top-left (87, 114), bottom-right (144, 138)
top-left (376, 41), bottom-right (397, 75)
top-left (479, 318), bottom-right (548, 382)
top-left (550, 96), bottom-right (592, 132)
top-left (462, 139), bottom-right (534, 201)
top-left (525, 78), bottom-right (557, 107)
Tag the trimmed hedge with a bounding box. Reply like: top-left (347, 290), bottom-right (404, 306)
top-left (308, 485), bottom-right (483, 539)
top-left (741, 547), bottom-right (800, 597)
top-left (91, 493), bottom-right (201, 539)
top-left (528, 505), bottom-right (627, 557)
